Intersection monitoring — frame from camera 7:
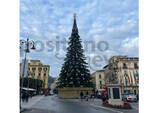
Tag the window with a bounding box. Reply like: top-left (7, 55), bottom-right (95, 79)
top-left (32, 67), bottom-right (36, 72)
top-left (134, 63), bottom-right (138, 69)
top-left (134, 90), bottom-right (136, 95)
top-left (100, 81), bottom-right (102, 89)
top-left (99, 74), bottom-right (101, 79)
top-left (44, 73), bottom-right (46, 77)
top-left (123, 63), bottom-right (127, 69)
top-left (43, 76), bottom-right (45, 84)
top-left (125, 78), bottom-right (128, 86)
top-left (124, 72), bottom-right (128, 86)
top-left (124, 90), bottom-right (130, 94)
top-left (44, 68), bottom-right (47, 72)
top-left (38, 73), bottom-right (41, 77)
top-left (38, 67), bottom-right (42, 72)
top-left (33, 61), bottom-right (36, 65)
top-left (100, 81), bottom-right (102, 85)
top-left (32, 73), bottom-right (35, 77)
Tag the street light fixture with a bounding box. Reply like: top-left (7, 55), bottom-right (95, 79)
top-left (20, 38), bottom-right (36, 110)
top-left (27, 71), bottom-right (32, 91)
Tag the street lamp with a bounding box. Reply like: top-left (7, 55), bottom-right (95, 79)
top-left (27, 71), bottom-right (32, 91)
top-left (20, 38), bottom-right (36, 110)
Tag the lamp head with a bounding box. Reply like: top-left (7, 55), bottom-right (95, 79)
top-left (31, 44), bottom-right (36, 50)
top-left (26, 48), bottom-right (30, 53)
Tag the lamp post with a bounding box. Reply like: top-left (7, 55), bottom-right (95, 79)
top-left (27, 71), bottom-right (32, 92)
top-left (20, 38), bottom-right (36, 110)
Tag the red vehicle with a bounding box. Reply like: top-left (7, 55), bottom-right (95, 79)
top-left (97, 88), bottom-right (108, 99)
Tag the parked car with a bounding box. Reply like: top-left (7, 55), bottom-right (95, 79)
top-left (122, 94), bottom-right (128, 101)
top-left (122, 94), bottom-right (137, 102)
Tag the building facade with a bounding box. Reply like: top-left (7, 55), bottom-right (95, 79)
top-left (21, 60), bottom-right (50, 89)
top-left (91, 70), bottom-right (105, 90)
top-left (104, 56), bottom-right (139, 95)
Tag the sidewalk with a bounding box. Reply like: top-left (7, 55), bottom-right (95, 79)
top-left (65, 98), bottom-right (139, 113)
top-left (65, 98), bottom-right (124, 113)
top-left (65, 98), bottom-right (103, 106)
top-left (20, 95), bottom-right (44, 112)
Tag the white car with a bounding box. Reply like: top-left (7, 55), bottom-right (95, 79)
top-left (126, 94), bottom-right (137, 102)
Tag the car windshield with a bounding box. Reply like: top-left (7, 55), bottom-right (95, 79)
top-left (98, 91), bottom-right (101, 95)
top-left (129, 94), bottom-right (135, 96)
top-left (122, 94), bottom-right (128, 96)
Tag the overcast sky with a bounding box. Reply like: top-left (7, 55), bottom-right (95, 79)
top-left (20, 0), bottom-right (138, 77)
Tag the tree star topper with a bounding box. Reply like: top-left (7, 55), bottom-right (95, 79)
top-left (73, 13), bottom-right (76, 19)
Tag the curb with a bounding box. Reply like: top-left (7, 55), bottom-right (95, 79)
top-left (90, 103), bottom-right (123, 113)
top-left (20, 108), bottom-right (32, 113)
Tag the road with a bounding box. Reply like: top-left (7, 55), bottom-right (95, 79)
top-left (121, 102), bottom-right (139, 113)
top-left (22, 95), bottom-right (138, 113)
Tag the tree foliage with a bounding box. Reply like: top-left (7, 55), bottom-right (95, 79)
top-left (20, 77), bottom-right (43, 92)
top-left (57, 16), bottom-right (93, 88)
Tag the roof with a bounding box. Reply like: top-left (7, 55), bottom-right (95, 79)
top-left (119, 57), bottom-right (139, 61)
top-left (91, 70), bottom-right (105, 75)
top-left (109, 56), bottom-right (138, 62)
top-left (30, 60), bottom-right (40, 62)
top-left (22, 87), bottom-right (36, 91)
top-left (103, 65), bottom-right (108, 69)
top-left (96, 70), bottom-right (105, 72)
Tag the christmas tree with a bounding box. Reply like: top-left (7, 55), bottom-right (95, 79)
top-left (57, 14), bottom-right (93, 88)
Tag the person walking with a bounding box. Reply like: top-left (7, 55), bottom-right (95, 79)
top-left (95, 90), bottom-right (98, 98)
top-left (101, 93), bottom-right (106, 102)
top-left (137, 93), bottom-right (139, 101)
top-left (90, 91), bottom-right (95, 101)
top-left (80, 91), bottom-right (84, 101)
top-left (25, 92), bottom-right (29, 103)
top-left (86, 91), bottom-right (89, 101)
top-left (22, 92), bottom-right (25, 102)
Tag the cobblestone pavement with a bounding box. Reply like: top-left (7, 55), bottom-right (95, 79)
top-left (68, 98), bottom-right (139, 113)
top-left (21, 95), bottom-right (116, 113)
top-left (21, 95), bottom-right (138, 113)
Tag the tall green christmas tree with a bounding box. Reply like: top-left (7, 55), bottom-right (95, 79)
top-left (57, 14), bottom-right (93, 88)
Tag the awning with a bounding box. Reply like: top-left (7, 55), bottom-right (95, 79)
top-left (22, 87), bottom-right (36, 91)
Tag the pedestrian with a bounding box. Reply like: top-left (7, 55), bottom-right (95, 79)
top-left (80, 91), bottom-right (84, 101)
top-left (101, 93), bottom-right (106, 102)
top-left (106, 93), bottom-right (108, 100)
top-left (137, 93), bottom-right (139, 101)
top-left (25, 92), bottom-right (29, 103)
top-left (56, 90), bottom-right (59, 98)
top-left (86, 91), bottom-right (89, 101)
top-left (95, 90), bottom-right (98, 98)
top-left (22, 92), bottom-right (25, 102)
top-left (30, 93), bottom-right (33, 98)
top-left (90, 91), bottom-right (95, 101)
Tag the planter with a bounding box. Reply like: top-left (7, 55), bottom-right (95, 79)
top-left (102, 101), bottom-right (132, 109)
top-left (58, 87), bottom-right (93, 99)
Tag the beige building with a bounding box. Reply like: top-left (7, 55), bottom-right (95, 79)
top-left (21, 60), bottom-right (50, 89)
top-left (91, 70), bottom-right (105, 90)
top-left (104, 56), bottom-right (139, 95)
